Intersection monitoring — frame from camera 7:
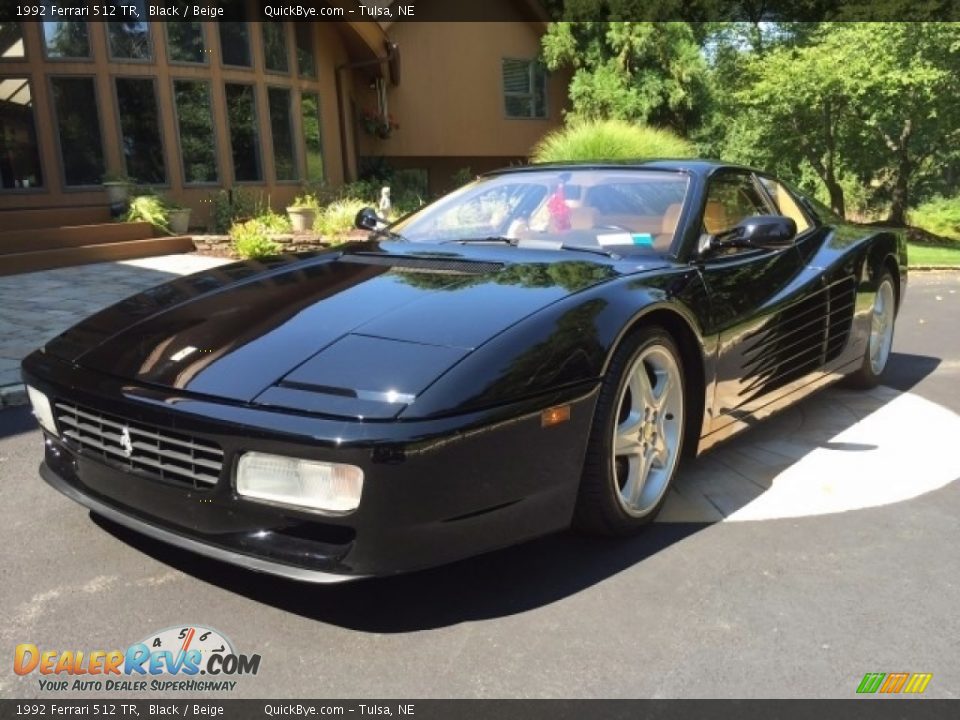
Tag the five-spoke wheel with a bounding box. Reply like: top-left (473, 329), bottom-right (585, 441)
top-left (575, 326), bottom-right (687, 534)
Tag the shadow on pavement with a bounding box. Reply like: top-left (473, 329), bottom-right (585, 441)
top-left (0, 405), bottom-right (38, 441)
top-left (91, 351), bottom-right (946, 632)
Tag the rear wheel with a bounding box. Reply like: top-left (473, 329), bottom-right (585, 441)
top-left (848, 271), bottom-right (896, 389)
top-left (574, 327), bottom-right (686, 535)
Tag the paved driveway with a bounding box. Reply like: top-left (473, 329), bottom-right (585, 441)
top-left (1, 272), bottom-right (958, 699)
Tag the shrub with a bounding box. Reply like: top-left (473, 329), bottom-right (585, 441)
top-left (531, 119), bottom-right (696, 163)
top-left (124, 194), bottom-right (172, 233)
top-left (910, 196), bottom-right (960, 243)
top-left (230, 219), bottom-right (281, 259)
top-left (211, 189), bottom-right (258, 233)
top-left (255, 208), bottom-right (292, 233)
top-left (315, 198), bottom-right (369, 242)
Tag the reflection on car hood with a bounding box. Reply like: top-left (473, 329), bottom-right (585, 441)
top-left (44, 245), bottom-right (648, 417)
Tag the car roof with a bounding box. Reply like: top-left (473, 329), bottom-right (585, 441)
top-left (483, 159), bottom-right (760, 178)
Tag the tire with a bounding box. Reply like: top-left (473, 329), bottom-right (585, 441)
top-left (847, 270), bottom-right (897, 389)
top-left (574, 326), bottom-right (687, 535)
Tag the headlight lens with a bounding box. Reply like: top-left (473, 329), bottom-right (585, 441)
top-left (236, 452), bottom-right (363, 514)
top-left (26, 385), bottom-right (57, 435)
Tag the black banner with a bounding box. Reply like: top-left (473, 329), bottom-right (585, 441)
top-left (2, 700), bottom-right (960, 720)
top-left (1, 0), bottom-right (960, 23)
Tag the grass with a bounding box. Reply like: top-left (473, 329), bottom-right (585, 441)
top-left (531, 119), bottom-right (695, 163)
top-left (907, 243), bottom-right (960, 267)
top-left (909, 196), bottom-right (960, 242)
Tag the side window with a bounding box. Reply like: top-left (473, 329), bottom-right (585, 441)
top-left (759, 177), bottom-right (812, 234)
top-left (703, 173), bottom-right (770, 234)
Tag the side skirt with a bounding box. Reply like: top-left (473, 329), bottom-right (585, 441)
top-left (694, 357), bottom-right (861, 456)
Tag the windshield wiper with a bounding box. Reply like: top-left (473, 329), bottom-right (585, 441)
top-left (368, 226), bottom-right (407, 242)
top-left (557, 244), bottom-right (621, 259)
top-left (440, 236), bottom-right (516, 245)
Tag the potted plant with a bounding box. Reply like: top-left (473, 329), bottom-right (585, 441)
top-left (101, 172), bottom-right (134, 206)
top-left (287, 193), bottom-right (317, 232)
top-left (166, 200), bottom-right (192, 235)
top-left (360, 108), bottom-right (399, 140)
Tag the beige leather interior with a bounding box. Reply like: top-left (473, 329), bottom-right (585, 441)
top-left (766, 184), bottom-right (811, 233)
top-left (569, 206), bottom-right (598, 230)
top-left (703, 201), bottom-right (729, 234)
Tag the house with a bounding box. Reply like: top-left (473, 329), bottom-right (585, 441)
top-left (0, 0), bottom-right (566, 272)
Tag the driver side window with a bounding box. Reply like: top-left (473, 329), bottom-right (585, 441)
top-left (703, 173), bottom-right (770, 235)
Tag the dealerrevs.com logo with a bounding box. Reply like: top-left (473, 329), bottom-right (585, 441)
top-left (14, 625), bottom-right (261, 693)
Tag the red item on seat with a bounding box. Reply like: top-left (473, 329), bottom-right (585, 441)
top-left (547, 185), bottom-right (571, 232)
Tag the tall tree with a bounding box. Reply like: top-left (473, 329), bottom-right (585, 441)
top-left (716, 22), bottom-right (960, 223)
top-left (541, 21), bottom-right (712, 135)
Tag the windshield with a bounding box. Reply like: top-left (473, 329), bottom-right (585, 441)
top-left (390, 169), bottom-right (690, 255)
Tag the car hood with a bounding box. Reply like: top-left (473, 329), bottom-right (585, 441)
top-left (45, 244), bottom-right (652, 418)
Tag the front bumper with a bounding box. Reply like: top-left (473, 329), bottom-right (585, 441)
top-left (26, 353), bottom-right (598, 581)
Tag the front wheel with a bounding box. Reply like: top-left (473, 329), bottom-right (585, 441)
top-left (574, 327), bottom-right (686, 535)
top-left (848, 271), bottom-right (897, 389)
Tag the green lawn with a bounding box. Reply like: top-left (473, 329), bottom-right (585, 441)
top-left (908, 243), bottom-right (960, 267)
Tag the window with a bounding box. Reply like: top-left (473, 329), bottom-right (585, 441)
top-left (502, 58), bottom-right (547, 119)
top-left (42, 21), bottom-right (90, 59)
top-left (703, 173), bottom-right (771, 235)
top-left (225, 83), bottom-right (261, 182)
top-left (50, 76), bottom-right (104, 186)
top-left (115, 77), bottom-right (165, 184)
top-left (219, 22), bottom-right (251, 67)
top-left (0, 77), bottom-right (43, 188)
top-left (1, 23), bottom-right (25, 59)
top-left (262, 23), bottom-right (288, 73)
top-left (294, 24), bottom-right (315, 78)
top-left (759, 177), bottom-right (812, 234)
top-left (173, 79), bottom-right (217, 183)
top-left (166, 21), bottom-right (205, 63)
top-left (300, 92), bottom-right (324, 182)
top-left (107, 0), bottom-right (151, 60)
top-left (267, 88), bottom-right (296, 181)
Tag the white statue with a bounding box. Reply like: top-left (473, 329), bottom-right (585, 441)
top-left (378, 186), bottom-right (392, 218)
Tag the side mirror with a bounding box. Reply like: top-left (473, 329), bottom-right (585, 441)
top-left (354, 206), bottom-right (381, 231)
top-left (730, 215), bottom-right (797, 249)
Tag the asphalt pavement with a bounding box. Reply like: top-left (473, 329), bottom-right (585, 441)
top-left (1, 272), bottom-right (958, 699)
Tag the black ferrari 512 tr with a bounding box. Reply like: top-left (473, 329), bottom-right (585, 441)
top-left (22, 161), bottom-right (906, 582)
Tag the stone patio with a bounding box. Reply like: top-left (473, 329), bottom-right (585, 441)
top-left (0, 253), bottom-right (230, 402)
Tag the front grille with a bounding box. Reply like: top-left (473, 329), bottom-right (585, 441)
top-left (54, 402), bottom-right (223, 489)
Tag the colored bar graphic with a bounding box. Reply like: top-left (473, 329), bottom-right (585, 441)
top-left (879, 672), bottom-right (909, 693)
top-left (857, 673), bottom-right (886, 694)
top-left (857, 672), bottom-right (932, 694)
top-left (903, 673), bottom-right (933, 694)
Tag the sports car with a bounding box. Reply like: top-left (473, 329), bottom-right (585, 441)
top-left (22, 161), bottom-right (906, 582)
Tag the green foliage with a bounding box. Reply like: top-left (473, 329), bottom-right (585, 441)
top-left (210, 189), bottom-right (258, 234)
top-left (123, 194), bottom-right (172, 233)
top-left (288, 193), bottom-right (319, 211)
top-left (451, 167), bottom-right (474, 188)
top-left (255, 208), bottom-right (293, 233)
top-left (711, 22), bottom-right (960, 222)
top-left (531, 119), bottom-right (695, 163)
top-left (542, 22), bottom-right (711, 134)
top-left (315, 198), bottom-right (368, 242)
top-left (230, 219), bottom-right (281, 259)
top-left (910, 197), bottom-right (960, 243)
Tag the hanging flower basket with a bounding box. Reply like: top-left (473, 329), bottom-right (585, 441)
top-left (360, 108), bottom-right (399, 139)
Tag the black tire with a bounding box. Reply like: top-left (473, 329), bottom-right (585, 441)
top-left (573, 326), bottom-right (687, 536)
top-left (847, 270), bottom-right (897, 390)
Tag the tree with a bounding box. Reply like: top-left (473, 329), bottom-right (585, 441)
top-left (541, 21), bottom-right (712, 135)
top-left (822, 23), bottom-right (960, 225)
top-left (715, 23), bottom-right (960, 223)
